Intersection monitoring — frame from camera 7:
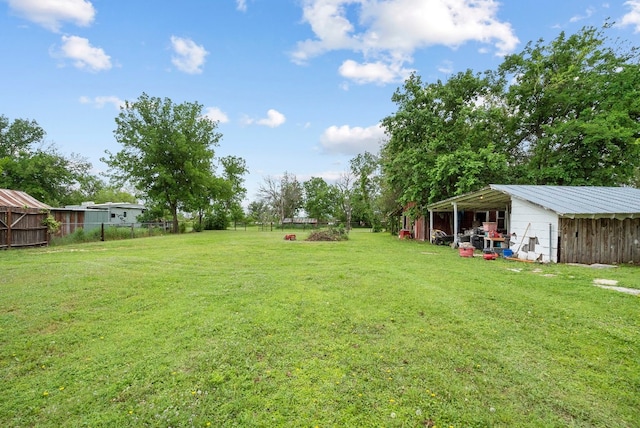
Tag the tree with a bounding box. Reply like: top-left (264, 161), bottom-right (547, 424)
top-left (246, 200), bottom-right (271, 224)
top-left (334, 171), bottom-right (355, 230)
top-left (0, 115), bottom-right (93, 206)
top-left (65, 175), bottom-right (138, 205)
top-left (219, 155), bottom-right (248, 226)
top-left (258, 172), bottom-right (303, 224)
top-left (303, 177), bottom-right (338, 222)
top-left (349, 152), bottom-right (381, 227)
top-left (381, 70), bottom-right (510, 216)
top-left (102, 93), bottom-right (222, 233)
top-left (380, 24), bottom-right (639, 217)
top-left (498, 24), bottom-right (640, 186)
top-left (0, 115), bottom-right (45, 158)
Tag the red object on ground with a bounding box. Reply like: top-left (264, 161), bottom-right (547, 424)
top-left (483, 249), bottom-right (498, 260)
top-left (459, 247), bottom-right (474, 257)
top-left (399, 229), bottom-right (412, 239)
top-left (284, 234), bottom-right (296, 241)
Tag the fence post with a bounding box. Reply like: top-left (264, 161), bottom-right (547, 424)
top-left (101, 223), bottom-right (105, 241)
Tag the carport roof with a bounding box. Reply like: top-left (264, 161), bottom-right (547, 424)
top-left (427, 185), bottom-right (640, 219)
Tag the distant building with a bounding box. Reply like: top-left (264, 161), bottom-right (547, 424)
top-left (64, 202), bottom-right (147, 226)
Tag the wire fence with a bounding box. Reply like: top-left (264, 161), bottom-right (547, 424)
top-left (49, 220), bottom-right (392, 246)
top-left (51, 222), bottom-right (172, 245)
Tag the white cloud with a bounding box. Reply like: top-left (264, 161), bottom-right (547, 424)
top-left (7, 0), bottom-right (95, 32)
top-left (338, 59), bottom-right (413, 85)
top-left (55, 35), bottom-right (111, 72)
top-left (620, 0), bottom-right (640, 32)
top-left (569, 7), bottom-right (595, 23)
top-left (236, 0), bottom-right (247, 12)
top-left (203, 107), bottom-right (230, 123)
top-left (256, 109), bottom-right (286, 128)
top-left (319, 123), bottom-right (385, 155)
top-left (170, 36), bottom-right (209, 74)
top-left (291, 0), bottom-right (360, 64)
top-left (79, 95), bottom-right (124, 109)
top-left (437, 60), bottom-right (454, 74)
top-left (292, 0), bottom-right (519, 85)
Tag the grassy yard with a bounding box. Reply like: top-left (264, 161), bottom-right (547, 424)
top-left (1, 229), bottom-right (639, 427)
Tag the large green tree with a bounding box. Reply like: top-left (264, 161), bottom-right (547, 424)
top-left (381, 24), bottom-right (640, 217)
top-left (303, 177), bottom-right (338, 222)
top-left (349, 152), bottom-right (382, 227)
top-left (0, 115), bottom-right (92, 206)
top-left (498, 24), bottom-right (640, 185)
top-left (381, 70), bottom-right (509, 215)
top-left (219, 155), bottom-right (248, 225)
top-left (102, 93), bottom-right (222, 233)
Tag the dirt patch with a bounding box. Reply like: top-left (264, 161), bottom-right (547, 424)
top-left (593, 279), bottom-right (640, 296)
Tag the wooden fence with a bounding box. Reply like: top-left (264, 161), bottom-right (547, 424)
top-left (0, 206), bottom-right (49, 249)
top-left (559, 217), bottom-right (640, 265)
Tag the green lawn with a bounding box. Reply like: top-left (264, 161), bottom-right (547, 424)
top-left (1, 229), bottom-right (639, 427)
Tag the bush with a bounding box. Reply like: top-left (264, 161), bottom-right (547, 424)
top-left (204, 210), bottom-right (229, 230)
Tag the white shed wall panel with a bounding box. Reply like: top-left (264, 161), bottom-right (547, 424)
top-left (510, 198), bottom-right (559, 263)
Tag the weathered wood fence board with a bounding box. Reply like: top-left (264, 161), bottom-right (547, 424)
top-left (0, 206), bottom-right (49, 249)
top-left (52, 210), bottom-right (85, 237)
top-left (559, 218), bottom-right (640, 264)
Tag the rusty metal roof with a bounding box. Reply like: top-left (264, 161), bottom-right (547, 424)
top-left (0, 189), bottom-right (51, 209)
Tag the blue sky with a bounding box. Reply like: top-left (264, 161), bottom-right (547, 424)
top-left (1, 0), bottom-right (639, 204)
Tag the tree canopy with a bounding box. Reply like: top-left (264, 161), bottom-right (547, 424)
top-left (102, 93), bottom-right (223, 233)
top-left (0, 115), bottom-right (92, 206)
top-left (381, 24), bottom-right (640, 216)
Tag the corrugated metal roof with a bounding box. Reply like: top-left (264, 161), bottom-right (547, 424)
top-left (0, 189), bottom-right (51, 210)
top-left (491, 185), bottom-right (640, 218)
top-left (428, 185), bottom-right (640, 219)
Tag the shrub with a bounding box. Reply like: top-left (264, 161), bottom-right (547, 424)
top-left (204, 210), bottom-right (229, 230)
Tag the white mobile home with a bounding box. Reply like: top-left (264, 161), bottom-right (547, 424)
top-left (73, 202), bottom-right (147, 226)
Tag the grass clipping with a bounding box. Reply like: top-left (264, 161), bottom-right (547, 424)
top-left (305, 228), bottom-right (349, 241)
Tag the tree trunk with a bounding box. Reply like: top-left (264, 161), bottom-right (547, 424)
top-left (171, 204), bottom-right (179, 233)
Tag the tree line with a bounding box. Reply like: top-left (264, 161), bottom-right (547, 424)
top-left (381, 24), bottom-right (640, 218)
top-left (2, 24), bottom-right (639, 233)
top-left (248, 151), bottom-right (383, 230)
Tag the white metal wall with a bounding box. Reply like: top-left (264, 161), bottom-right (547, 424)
top-left (510, 198), bottom-right (559, 263)
top-left (107, 207), bottom-right (145, 225)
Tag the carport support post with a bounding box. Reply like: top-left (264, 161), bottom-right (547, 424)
top-left (429, 210), bottom-right (434, 243)
top-left (453, 202), bottom-right (459, 246)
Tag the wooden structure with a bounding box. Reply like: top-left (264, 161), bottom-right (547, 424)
top-left (0, 189), bottom-right (52, 249)
top-left (426, 185), bottom-right (640, 265)
top-left (51, 207), bottom-right (110, 237)
top-left (559, 218), bottom-right (640, 265)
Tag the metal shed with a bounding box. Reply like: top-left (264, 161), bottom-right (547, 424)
top-left (0, 189), bottom-right (52, 249)
top-left (427, 185), bottom-right (640, 264)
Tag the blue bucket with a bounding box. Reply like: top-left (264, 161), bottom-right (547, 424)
top-left (503, 249), bottom-right (514, 258)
